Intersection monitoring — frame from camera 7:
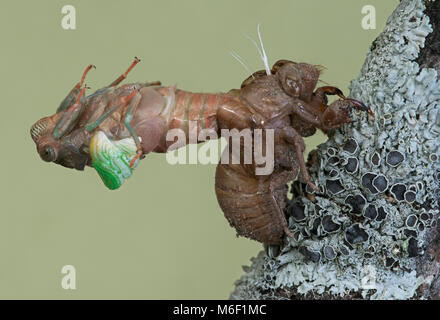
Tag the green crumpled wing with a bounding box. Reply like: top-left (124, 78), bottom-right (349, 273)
top-left (89, 131), bottom-right (139, 190)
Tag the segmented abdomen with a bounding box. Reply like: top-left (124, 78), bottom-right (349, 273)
top-left (215, 150), bottom-right (292, 245)
top-left (157, 88), bottom-right (231, 139)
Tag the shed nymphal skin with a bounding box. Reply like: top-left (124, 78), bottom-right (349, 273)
top-left (216, 60), bottom-right (370, 244)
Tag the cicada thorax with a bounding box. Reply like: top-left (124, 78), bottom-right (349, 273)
top-left (77, 83), bottom-right (149, 139)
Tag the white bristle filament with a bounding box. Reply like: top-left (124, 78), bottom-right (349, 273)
top-left (244, 23), bottom-right (271, 76)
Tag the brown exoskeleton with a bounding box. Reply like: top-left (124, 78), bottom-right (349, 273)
top-left (215, 60), bottom-right (372, 244)
top-left (30, 57), bottom-right (371, 245)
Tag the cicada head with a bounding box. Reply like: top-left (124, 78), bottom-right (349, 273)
top-left (30, 114), bottom-right (61, 162)
top-left (274, 60), bottom-right (321, 102)
top-left (30, 113), bottom-right (89, 171)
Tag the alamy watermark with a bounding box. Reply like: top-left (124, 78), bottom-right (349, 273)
top-left (165, 121), bottom-right (275, 175)
top-left (361, 5), bottom-right (376, 30)
top-left (61, 5), bottom-right (76, 30)
top-left (61, 265), bottom-right (76, 290)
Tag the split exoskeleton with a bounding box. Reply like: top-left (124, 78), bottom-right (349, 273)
top-left (31, 57), bottom-right (371, 244)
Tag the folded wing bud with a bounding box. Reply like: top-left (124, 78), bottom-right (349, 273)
top-left (89, 131), bottom-right (139, 190)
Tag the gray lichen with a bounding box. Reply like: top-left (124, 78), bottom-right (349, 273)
top-left (232, 0), bottom-right (440, 300)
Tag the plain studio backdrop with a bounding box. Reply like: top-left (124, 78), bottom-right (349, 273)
top-left (0, 0), bottom-right (397, 299)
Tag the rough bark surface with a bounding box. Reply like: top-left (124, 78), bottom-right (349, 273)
top-left (231, 0), bottom-right (440, 300)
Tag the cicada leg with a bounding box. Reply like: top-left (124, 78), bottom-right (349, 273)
top-left (85, 103), bottom-right (121, 132)
top-left (282, 126), bottom-right (319, 192)
top-left (289, 97), bottom-right (372, 133)
top-left (313, 86), bottom-right (346, 102)
top-left (122, 91), bottom-right (143, 168)
top-left (320, 98), bottom-right (372, 131)
top-left (108, 57), bottom-right (141, 87)
top-left (57, 64), bottom-right (95, 112)
top-left (85, 88), bottom-right (142, 168)
top-left (52, 85), bottom-right (88, 139)
top-left (85, 89), bottom-right (139, 133)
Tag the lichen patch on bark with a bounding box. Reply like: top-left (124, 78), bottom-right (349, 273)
top-left (232, 0), bottom-right (440, 300)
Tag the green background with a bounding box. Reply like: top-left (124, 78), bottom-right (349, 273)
top-left (0, 0), bottom-right (397, 299)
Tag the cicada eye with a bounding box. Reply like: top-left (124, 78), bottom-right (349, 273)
top-left (40, 146), bottom-right (56, 162)
top-left (285, 76), bottom-right (300, 97)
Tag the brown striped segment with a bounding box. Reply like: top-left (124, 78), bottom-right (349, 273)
top-left (190, 93), bottom-right (202, 111)
top-left (156, 86), bottom-right (176, 118)
top-left (185, 93), bottom-right (201, 139)
top-left (183, 93), bottom-right (193, 136)
top-left (168, 90), bottom-right (187, 132)
top-left (167, 91), bottom-right (225, 135)
top-left (198, 94), bottom-right (207, 130)
top-left (201, 93), bottom-right (221, 131)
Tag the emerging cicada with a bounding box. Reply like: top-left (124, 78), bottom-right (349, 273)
top-left (31, 55), bottom-right (370, 244)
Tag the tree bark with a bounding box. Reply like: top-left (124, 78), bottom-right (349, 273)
top-left (231, 0), bottom-right (440, 300)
